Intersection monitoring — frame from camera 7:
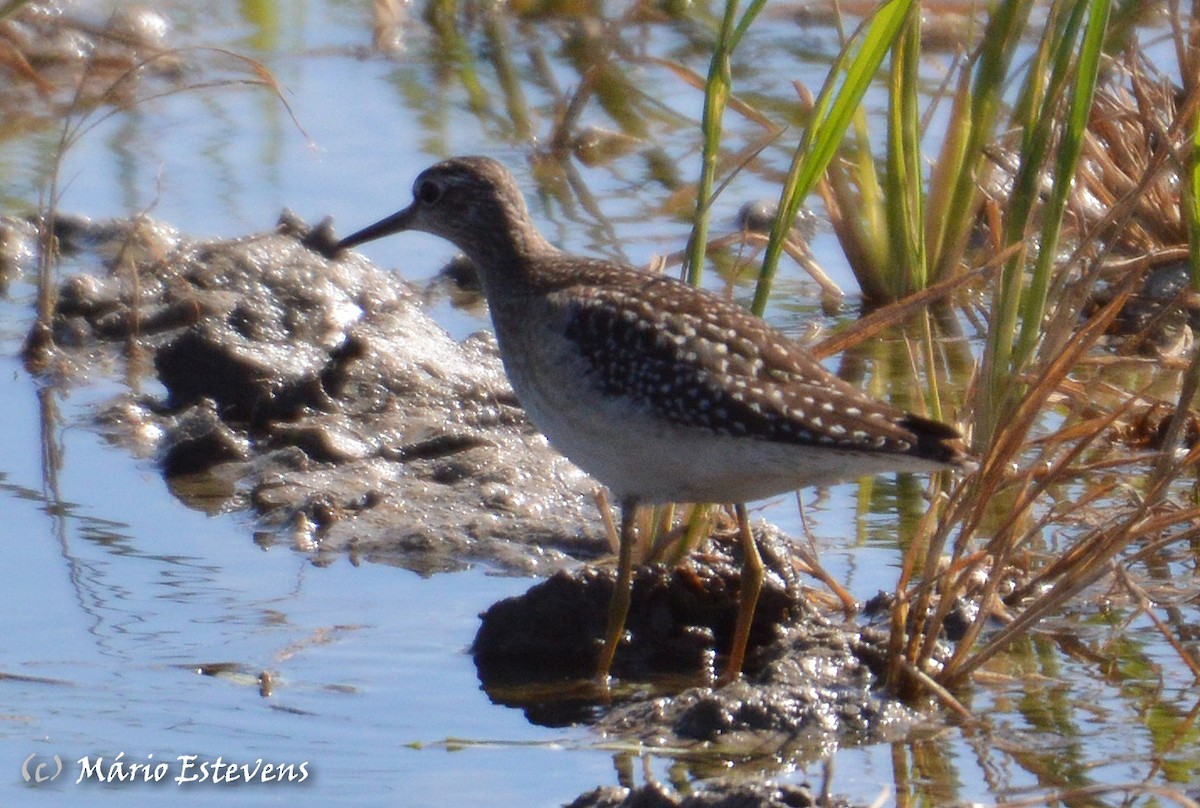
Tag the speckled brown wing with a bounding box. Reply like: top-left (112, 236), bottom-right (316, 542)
top-left (552, 266), bottom-right (961, 462)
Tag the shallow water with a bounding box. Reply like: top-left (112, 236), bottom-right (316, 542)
top-left (3, 1), bottom-right (1198, 806)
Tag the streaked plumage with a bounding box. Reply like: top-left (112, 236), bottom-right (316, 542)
top-left (335, 156), bottom-right (967, 684)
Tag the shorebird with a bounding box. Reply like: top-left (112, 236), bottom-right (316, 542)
top-left (331, 156), bottom-right (967, 684)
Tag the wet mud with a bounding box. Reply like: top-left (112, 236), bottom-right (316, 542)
top-left (568, 780), bottom-right (854, 808)
top-left (26, 212), bottom-right (607, 575)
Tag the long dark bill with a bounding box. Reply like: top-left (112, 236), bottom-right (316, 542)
top-left (335, 204), bottom-right (417, 253)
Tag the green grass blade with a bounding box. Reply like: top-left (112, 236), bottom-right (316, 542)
top-left (752, 0), bottom-right (913, 316)
top-left (1012, 0), bottom-right (1111, 370)
top-left (685, 0), bottom-right (768, 287)
top-left (883, 10), bottom-right (924, 300)
top-left (975, 0), bottom-right (1085, 447)
top-left (684, 0), bottom-right (737, 285)
top-left (0, 0), bottom-right (29, 20)
top-left (729, 0), bottom-right (768, 51)
top-left (926, 0), bottom-right (1035, 286)
top-left (982, 2), bottom-right (1081, 403)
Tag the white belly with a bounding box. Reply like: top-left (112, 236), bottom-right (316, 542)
top-left (495, 314), bottom-right (943, 505)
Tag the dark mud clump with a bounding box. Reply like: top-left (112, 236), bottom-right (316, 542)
top-left (474, 527), bottom-right (806, 726)
top-left (568, 780), bottom-right (858, 808)
top-left (1093, 257), bottom-right (1200, 358)
top-left (474, 526), bottom-right (926, 752)
top-left (474, 529), bottom-right (800, 688)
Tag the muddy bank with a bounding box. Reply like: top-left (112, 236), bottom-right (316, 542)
top-left (23, 212), bottom-right (607, 575)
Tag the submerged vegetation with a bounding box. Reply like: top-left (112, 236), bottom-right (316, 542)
top-left (7, 0), bottom-right (1200, 802)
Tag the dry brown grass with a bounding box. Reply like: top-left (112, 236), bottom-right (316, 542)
top-left (881, 38), bottom-right (1200, 708)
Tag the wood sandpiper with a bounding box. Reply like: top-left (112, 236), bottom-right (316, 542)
top-left (331, 156), bottom-right (968, 684)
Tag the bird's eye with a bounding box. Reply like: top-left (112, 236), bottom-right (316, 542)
top-left (416, 179), bottom-right (443, 205)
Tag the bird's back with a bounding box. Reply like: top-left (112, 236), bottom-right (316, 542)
top-left (481, 254), bottom-right (967, 501)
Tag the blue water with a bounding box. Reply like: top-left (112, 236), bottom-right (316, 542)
top-left (3, 1), bottom-right (1196, 805)
top-left (0, 357), bottom-right (619, 806)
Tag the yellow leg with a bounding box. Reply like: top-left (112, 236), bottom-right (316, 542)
top-left (596, 498), bottom-right (637, 683)
top-left (719, 503), bottom-right (763, 684)
top-left (592, 489), bottom-right (619, 554)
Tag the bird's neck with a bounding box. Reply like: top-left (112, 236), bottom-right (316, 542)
top-left (464, 221), bottom-right (559, 293)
